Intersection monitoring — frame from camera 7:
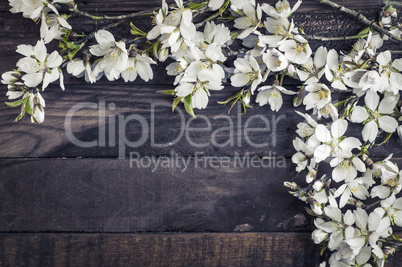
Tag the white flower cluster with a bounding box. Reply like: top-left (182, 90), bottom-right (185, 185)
top-left (2, 40), bottom-right (64, 123)
top-left (9, 0), bottom-right (72, 44)
top-left (147, 0), bottom-right (231, 111)
top-left (2, 0), bottom-right (402, 265)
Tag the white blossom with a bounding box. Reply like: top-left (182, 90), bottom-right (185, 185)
top-left (303, 83), bottom-right (331, 111)
top-left (234, 2), bottom-right (263, 39)
top-left (40, 7), bottom-right (71, 44)
top-left (90, 30), bottom-right (129, 81)
top-left (231, 54), bottom-right (264, 93)
top-left (256, 84), bottom-right (296, 111)
top-left (314, 119), bottom-right (361, 163)
top-left (278, 36), bottom-right (312, 65)
top-left (121, 55), bottom-right (156, 83)
top-left (16, 40), bottom-right (64, 90)
top-left (351, 92), bottom-right (398, 142)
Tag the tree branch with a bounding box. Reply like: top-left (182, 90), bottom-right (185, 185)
top-left (319, 0), bottom-right (402, 43)
top-left (69, 8), bottom-right (155, 20)
top-left (304, 33), bottom-right (369, 41)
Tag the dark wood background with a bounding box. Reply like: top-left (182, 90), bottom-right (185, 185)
top-left (0, 0), bottom-right (401, 266)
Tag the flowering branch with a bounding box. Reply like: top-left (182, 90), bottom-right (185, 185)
top-left (319, 0), bottom-right (402, 43)
top-left (2, 0), bottom-right (402, 266)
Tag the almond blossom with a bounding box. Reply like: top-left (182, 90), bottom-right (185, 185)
top-left (16, 40), bottom-right (64, 90)
top-left (313, 207), bottom-right (355, 251)
top-left (351, 92), bottom-right (399, 142)
top-left (175, 61), bottom-right (223, 109)
top-left (262, 0), bottom-right (302, 19)
top-left (314, 119), bottom-right (361, 163)
top-left (375, 195), bottom-right (402, 227)
top-left (233, 1), bottom-right (263, 39)
top-left (278, 35), bottom-right (312, 65)
top-left (256, 84), bottom-right (296, 111)
top-left (90, 30), bottom-right (129, 81)
top-left (231, 54), bottom-right (265, 93)
top-left (296, 46), bottom-right (327, 85)
top-left (121, 54), bottom-right (156, 83)
top-left (303, 83), bottom-right (331, 111)
top-left (40, 7), bottom-right (71, 44)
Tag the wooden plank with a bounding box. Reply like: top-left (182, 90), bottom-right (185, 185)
top-left (0, 11), bottom-right (401, 85)
top-left (0, 157), bottom-right (307, 232)
top-left (0, 233), bottom-right (320, 267)
top-left (0, 0), bottom-right (385, 13)
top-left (0, 84), bottom-right (400, 158)
top-left (0, 233), bottom-right (401, 267)
top-left (0, 158), bottom-right (401, 232)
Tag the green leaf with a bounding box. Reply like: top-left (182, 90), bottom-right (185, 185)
top-left (357, 26), bottom-right (372, 36)
top-left (152, 40), bottom-right (160, 59)
top-left (25, 97), bottom-right (33, 116)
top-left (320, 244), bottom-right (327, 256)
top-left (130, 22), bottom-right (147, 36)
top-left (219, 0), bottom-right (230, 16)
top-left (13, 113), bottom-right (23, 123)
top-left (304, 207), bottom-right (318, 217)
top-left (188, 1), bottom-right (207, 10)
top-left (5, 98), bottom-right (25, 108)
top-left (184, 95), bottom-right (196, 118)
top-left (172, 97), bottom-right (182, 112)
top-left (157, 89), bottom-right (176, 96)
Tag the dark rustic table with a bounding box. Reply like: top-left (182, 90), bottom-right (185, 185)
top-left (0, 0), bottom-right (401, 266)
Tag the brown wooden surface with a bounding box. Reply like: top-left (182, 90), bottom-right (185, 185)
top-left (1, 0), bottom-right (402, 266)
top-left (0, 0), bottom-right (385, 13)
top-left (0, 233), bottom-right (401, 267)
top-left (0, 233), bottom-right (321, 267)
top-left (0, 158), bottom-right (308, 232)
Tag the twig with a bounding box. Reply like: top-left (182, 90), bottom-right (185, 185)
top-left (73, 20), bottom-right (129, 45)
top-left (319, 0), bottom-right (402, 43)
top-left (195, 12), bottom-right (220, 28)
top-left (304, 33), bottom-right (369, 41)
top-left (364, 0), bottom-right (402, 7)
top-left (70, 8), bottom-right (154, 20)
top-left (389, 50), bottom-right (402, 54)
top-left (70, 0), bottom-right (209, 20)
top-left (364, 200), bottom-right (382, 210)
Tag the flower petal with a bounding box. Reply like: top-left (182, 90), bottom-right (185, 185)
top-left (378, 116), bottom-right (398, 133)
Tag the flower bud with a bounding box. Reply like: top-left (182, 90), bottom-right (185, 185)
top-left (243, 90), bottom-right (251, 105)
top-left (284, 181), bottom-right (298, 191)
top-left (306, 169), bottom-right (316, 183)
top-left (383, 246), bottom-right (396, 256)
top-left (313, 180), bottom-right (323, 191)
top-left (364, 157), bottom-right (373, 169)
top-left (68, 31), bottom-right (78, 40)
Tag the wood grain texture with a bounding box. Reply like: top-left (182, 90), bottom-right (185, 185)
top-left (0, 1), bottom-right (402, 266)
top-left (0, 4), bottom-right (401, 82)
top-left (0, 233), bottom-right (401, 267)
top-left (0, 158), bottom-right (401, 232)
top-left (0, 0), bottom-right (384, 13)
top-left (0, 233), bottom-right (321, 267)
top-left (0, 158), bottom-right (307, 232)
top-left (0, 84), bottom-right (400, 158)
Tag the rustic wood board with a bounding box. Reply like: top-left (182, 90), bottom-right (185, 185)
top-left (1, 0), bottom-right (402, 266)
top-left (0, 233), bottom-right (322, 267)
top-left (0, 84), bottom-right (400, 158)
top-left (0, 0), bottom-right (386, 13)
top-left (0, 158), bottom-right (306, 232)
top-left (0, 233), bottom-right (401, 267)
top-left (0, 158), bottom-right (401, 233)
